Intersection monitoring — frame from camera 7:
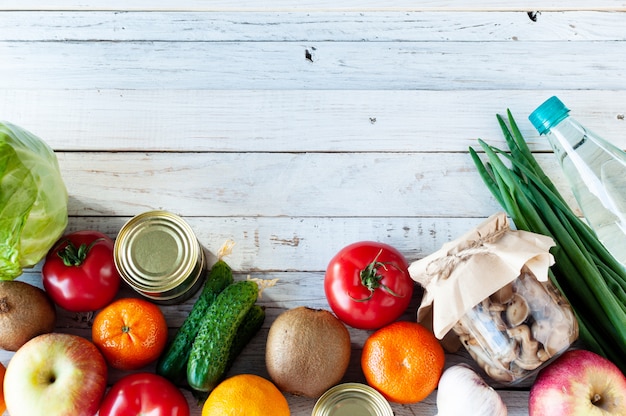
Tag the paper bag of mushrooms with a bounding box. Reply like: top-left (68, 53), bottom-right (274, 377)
top-left (409, 212), bottom-right (578, 384)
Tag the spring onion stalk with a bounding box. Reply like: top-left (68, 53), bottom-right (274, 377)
top-left (469, 110), bottom-right (626, 373)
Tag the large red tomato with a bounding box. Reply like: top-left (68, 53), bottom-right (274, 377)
top-left (42, 230), bottom-right (120, 312)
top-left (324, 241), bottom-right (414, 330)
top-left (98, 372), bottom-right (190, 416)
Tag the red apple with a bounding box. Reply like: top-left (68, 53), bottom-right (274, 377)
top-left (3, 333), bottom-right (108, 416)
top-left (529, 349), bottom-right (626, 415)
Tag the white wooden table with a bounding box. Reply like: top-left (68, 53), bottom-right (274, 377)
top-left (2, 2), bottom-right (626, 415)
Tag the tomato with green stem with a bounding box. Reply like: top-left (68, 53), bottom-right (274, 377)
top-left (324, 241), bottom-right (414, 330)
top-left (42, 230), bottom-right (120, 312)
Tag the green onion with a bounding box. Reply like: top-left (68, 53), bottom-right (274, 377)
top-left (470, 110), bottom-right (626, 373)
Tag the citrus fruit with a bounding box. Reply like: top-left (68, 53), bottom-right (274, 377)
top-left (0, 362), bottom-right (6, 414)
top-left (92, 297), bottom-right (168, 370)
top-left (361, 320), bottom-right (445, 404)
top-left (202, 374), bottom-right (290, 416)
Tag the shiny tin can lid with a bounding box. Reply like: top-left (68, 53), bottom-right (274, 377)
top-left (312, 383), bottom-right (394, 416)
top-left (115, 210), bottom-right (204, 302)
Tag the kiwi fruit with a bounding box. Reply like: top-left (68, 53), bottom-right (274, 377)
top-left (265, 306), bottom-right (351, 398)
top-left (0, 281), bottom-right (56, 351)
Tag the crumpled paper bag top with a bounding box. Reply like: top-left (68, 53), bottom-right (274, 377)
top-left (409, 212), bottom-right (555, 340)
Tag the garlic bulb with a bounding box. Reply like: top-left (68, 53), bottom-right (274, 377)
top-left (436, 364), bottom-right (508, 416)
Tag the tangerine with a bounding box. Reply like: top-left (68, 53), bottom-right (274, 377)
top-left (361, 320), bottom-right (445, 404)
top-left (202, 374), bottom-right (290, 416)
top-left (92, 297), bottom-right (168, 370)
top-left (0, 362), bottom-right (6, 414)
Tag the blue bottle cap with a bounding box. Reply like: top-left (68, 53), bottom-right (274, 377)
top-left (528, 96), bottom-right (570, 135)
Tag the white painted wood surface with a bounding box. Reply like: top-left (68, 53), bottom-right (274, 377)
top-left (1, 3), bottom-right (625, 415)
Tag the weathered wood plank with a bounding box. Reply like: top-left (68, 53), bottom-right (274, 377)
top-left (2, 40), bottom-right (626, 90)
top-left (0, 0), bottom-right (623, 12)
top-left (3, 90), bottom-right (626, 152)
top-left (1, 11), bottom-right (624, 42)
top-left (54, 151), bottom-right (579, 219)
top-left (31, 216), bottom-right (498, 271)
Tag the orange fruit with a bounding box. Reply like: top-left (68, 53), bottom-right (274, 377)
top-left (202, 374), bottom-right (290, 416)
top-left (361, 320), bottom-right (445, 404)
top-left (0, 362), bottom-right (6, 414)
top-left (92, 297), bottom-right (168, 370)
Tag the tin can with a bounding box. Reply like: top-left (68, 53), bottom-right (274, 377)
top-left (312, 383), bottom-right (393, 416)
top-left (114, 210), bottom-right (206, 304)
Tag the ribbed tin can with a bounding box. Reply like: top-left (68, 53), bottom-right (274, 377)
top-left (114, 210), bottom-right (206, 304)
top-left (312, 383), bottom-right (393, 416)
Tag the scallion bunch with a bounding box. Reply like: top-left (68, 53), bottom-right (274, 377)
top-left (469, 110), bottom-right (626, 373)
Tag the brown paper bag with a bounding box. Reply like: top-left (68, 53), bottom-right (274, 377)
top-left (408, 212), bottom-right (555, 346)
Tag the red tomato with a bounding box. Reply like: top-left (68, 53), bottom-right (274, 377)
top-left (324, 241), bottom-right (414, 330)
top-left (99, 372), bottom-right (190, 416)
top-left (42, 230), bottom-right (121, 312)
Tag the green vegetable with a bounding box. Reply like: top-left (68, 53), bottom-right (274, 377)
top-left (470, 110), bottom-right (626, 373)
top-left (156, 241), bottom-right (236, 382)
top-left (191, 304), bottom-right (266, 403)
top-left (227, 304), bottom-right (265, 371)
top-left (0, 122), bottom-right (68, 280)
top-left (187, 279), bottom-right (259, 392)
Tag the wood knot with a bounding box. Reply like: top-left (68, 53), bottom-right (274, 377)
top-left (305, 47), bottom-right (316, 62)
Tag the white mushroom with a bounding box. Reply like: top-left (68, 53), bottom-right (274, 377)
top-left (505, 293), bottom-right (530, 327)
top-left (459, 320), bottom-right (518, 383)
top-left (537, 348), bottom-right (551, 362)
top-left (532, 308), bottom-right (577, 359)
top-left (466, 342), bottom-right (514, 383)
top-left (531, 319), bottom-right (552, 345)
top-left (507, 325), bottom-right (542, 371)
top-left (542, 323), bottom-right (574, 357)
top-left (484, 363), bottom-right (515, 383)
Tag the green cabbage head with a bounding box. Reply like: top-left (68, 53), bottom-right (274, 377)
top-left (0, 121), bottom-right (68, 280)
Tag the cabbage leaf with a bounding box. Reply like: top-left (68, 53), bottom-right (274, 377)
top-left (0, 122), bottom-right (68, 279)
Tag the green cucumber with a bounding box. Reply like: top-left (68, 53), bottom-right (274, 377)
top-left (226, 304), bottom-right (265, 371)
top-left (187, 279), bottom-right (258, 392)
top-left (192, 305), bottom-right (266, 403)
top-left (156, 258), bottom-right (234, 382)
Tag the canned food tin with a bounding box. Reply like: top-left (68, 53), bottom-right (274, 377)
top-left (114, 210), bottom-right (206, 304)
top-left (312, 383), bottom-right (393, 416)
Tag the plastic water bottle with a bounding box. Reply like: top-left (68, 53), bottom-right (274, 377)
top-left (529, 96), bottom-right (626, 267)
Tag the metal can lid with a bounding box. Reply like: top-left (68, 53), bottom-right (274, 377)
top-left (312, 383), bottom-right (394, 416)
top-left (115, 210), bottom-right (201, 293)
